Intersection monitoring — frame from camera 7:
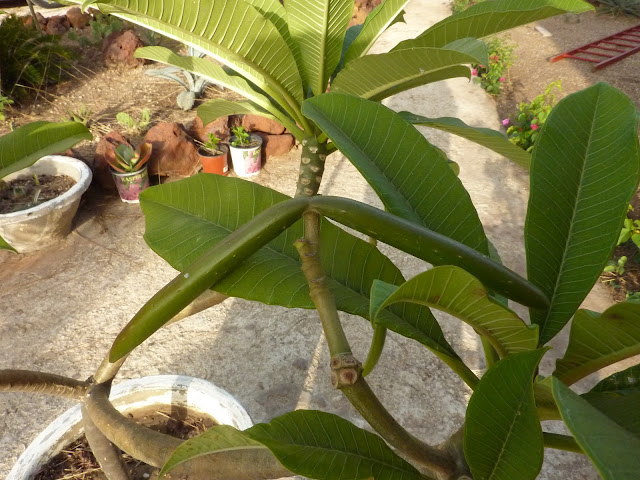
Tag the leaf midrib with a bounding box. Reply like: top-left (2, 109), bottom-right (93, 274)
top-left (537, 92), bottom-right (601, 342)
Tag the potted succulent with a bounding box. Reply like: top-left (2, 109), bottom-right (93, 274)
top-left (0, 121), bottom-right (92, 253)
top-left (197, 133), bottom-right (229, 175)
top-left (107, 142), bottom-right (152, 203)
top-left (228, 126), bottom-right (262, 177)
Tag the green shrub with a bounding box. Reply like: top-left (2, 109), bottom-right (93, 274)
top-left (504, 81), bottom-right (561, 152)
top-left (0, 15), bottom-right (71, 100)
top-left (596, 0), bottom-right (640, 17)
top-left (471, 37), bottom-right (515, 95)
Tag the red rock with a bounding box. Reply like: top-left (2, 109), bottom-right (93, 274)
top-left (350, 0), bottom-right (382, 26)
top-left (189, 115), bottom-right (230, 143)
top-left (44, 15), bottom-right (70, 35)
top-left (94, 131), bottom-right (131, 191)
top-left (143, 123), bottom-right (201, 177)
top-left (102, 30), bottom-right (145, 69)
top-left (66, 7), bottom-right (92, 29)
top-left (256, 133), bottom-right (296, 159)
top-left (241, 115), bottom-right (285, 135)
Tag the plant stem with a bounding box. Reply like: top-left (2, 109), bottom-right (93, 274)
top-left (82, 404), bottom-right (130, 480)
top-left (543, 432), bottom-right (583, 453)
top-left (481, 337), bottom-right (499, 368)
top-left (0, 369), bottom-right (87, 399)
top-left (295, 137), bottom-right (328, 197)
top-left (295, 212), bottom-right (458, 478)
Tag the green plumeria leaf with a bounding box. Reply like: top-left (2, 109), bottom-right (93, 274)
top-left (553, 377), bottom-right (640, 480)
top-left (525, 83), bottom-right (640, 344)
top-left (331, 47), bottom-right (474, 101)
top-left (0, 121), bottom-right (92, 179)
top-left (399, 113), bottom-right (531, 170)
top-left (160, 425), bottom-right (266, 478)
top-left (343, 0), bottom-right (410, 64)
top-left (302, 93), bottom-right (489, 255)
top-left (243, 410), bottom-right (427, 480)
top-left (554, 302), bottom-right (640, 385)
top-left (581, 390), bottom-right (640, 438)
top-left (394, 0), bottom-right (593, 50)
top-left (465, 349), bottom-right (547, 480)
top-left (92, 0), bottom-right (303, 107)
top-left (373, 267), bottom-right (538, 357)
top-left (285, 0), bottom-right (353, 96)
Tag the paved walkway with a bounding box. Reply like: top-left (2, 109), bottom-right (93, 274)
top-left (0, 1), bottom-right (609, 478)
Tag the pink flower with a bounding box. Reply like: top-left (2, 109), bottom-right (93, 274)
top-left (502, 118), bottom-right (510, 126)
top-left (531, 124), bottom-right (538, 130)
top-left (471, 68), bottom-right (478, 76)
top-left (499, 77), bottom-right (505, 82)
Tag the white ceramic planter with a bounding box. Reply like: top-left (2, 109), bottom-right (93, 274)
top-left (0, 155), bottom-right (92, 253)
top-left (7, 375), bottom-right (252, 480)
top-left (229, 134), bottom-right (263, 177)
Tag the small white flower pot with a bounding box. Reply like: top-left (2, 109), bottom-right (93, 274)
top-left (0, 155), bottom-right (92, 253)
top-left (7, 375), bottom-right (252, 480)
top-left (229, 134), bottom-right (263, 177)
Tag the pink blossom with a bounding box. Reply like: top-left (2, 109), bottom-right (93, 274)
top-left (499, 77), bottom-right (505, 82)
top-left (471, 68), bottom-right (478, 76)
top-left (502, 118), bottom-right (510, 126)
top-left (531, 124), bottom-right (538, 130)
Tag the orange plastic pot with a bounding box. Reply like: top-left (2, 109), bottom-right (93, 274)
top-left (198, 145), bottom-right (229, 175)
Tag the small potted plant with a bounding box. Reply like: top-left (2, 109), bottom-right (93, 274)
top-left (108, 142), bottom-right (152, 203)
top-left (197, 133), bottom-right (229, 175)
top-left (229, 125), bottom-right (262, 177)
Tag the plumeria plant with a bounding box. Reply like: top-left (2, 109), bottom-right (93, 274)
top-left (5, 2), bottom-right (640, 480)
top-left (471, 37), bottom-right (515, 95)
top-left (504, 80), bottom-right (561, 152)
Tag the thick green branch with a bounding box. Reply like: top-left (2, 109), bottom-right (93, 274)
top-left (295, 137), bottom-right (328, 197)
top-left (0, 369), bottom-right (87, 399)
top-left (296, 211), bottom-right (459, 478)
top-left (543, 432), bottom-right (583, 454)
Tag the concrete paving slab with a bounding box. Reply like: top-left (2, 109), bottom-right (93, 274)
top-left (0, 1), bottom-right (620, 478)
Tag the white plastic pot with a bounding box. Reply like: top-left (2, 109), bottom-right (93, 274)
top-left (7, 375), bottom-right (253, 480)
top-left (0, 155), bottom-right (92, 253)
top-left (229, 134), bottom-right (263, 177)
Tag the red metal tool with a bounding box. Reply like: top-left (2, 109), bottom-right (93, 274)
top-left (549, 23), bottom-right (640, 70)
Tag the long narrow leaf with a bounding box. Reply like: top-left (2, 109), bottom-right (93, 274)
top-left (285, 0), bottom-right (353, 95)
top-left (302, 93), bottom-right (489, 255)
top-left (343, 0), bottom-right (410, 64)
top-left (372, 267), bottom-right (539, 357)
top-left (0, 121), bottom-right (91, 178)
top-left (554, 303), bottom-right (640, 385)
top-left (465, 349), bottom-right (547, 480)
top-left (87, 0), bottom-right (303, 113)
top-left (589, 364), bottom-right (640, 394)
top-left (525, 83), bottom-right (640, 344)
top-left (244, 410), bottom-right (427, 480)
top-left (399, 113), bottom-right (531, 170)
top-left (553, 377), bottom-right (640, 480)
top-left (581, 390), bottom-right (640, 437)
top-left (393, 0), bottom-right (593, 50)
top-left (332, 47), bottom-right (475, 101)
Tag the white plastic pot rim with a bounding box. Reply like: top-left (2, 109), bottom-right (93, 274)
top-left (0, 155), bottom-right (92, 222)
top-left (229, 134), bottom-right (263, 150)
top-left (7, 375), bottom-right (252, 480)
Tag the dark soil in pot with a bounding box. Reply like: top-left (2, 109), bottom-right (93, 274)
top-left (34, 405), bottom-right (216, 480)
top-left (0, 174), bottom-right (76, 214)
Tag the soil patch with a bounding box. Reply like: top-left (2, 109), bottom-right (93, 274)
top-left (494, 10), bottom-right (640, 122)
top-left (0, 174), bottom-right (75, 214)
top-left (34, 406), bottom-right (216, 480)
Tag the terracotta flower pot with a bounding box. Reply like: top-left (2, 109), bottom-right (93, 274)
top-left (110, 166), bottom-right (150, 203)
top-left (229, 134), bottom-right (263, 177)
top-left (198, 144), bottom-right (229, 175)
